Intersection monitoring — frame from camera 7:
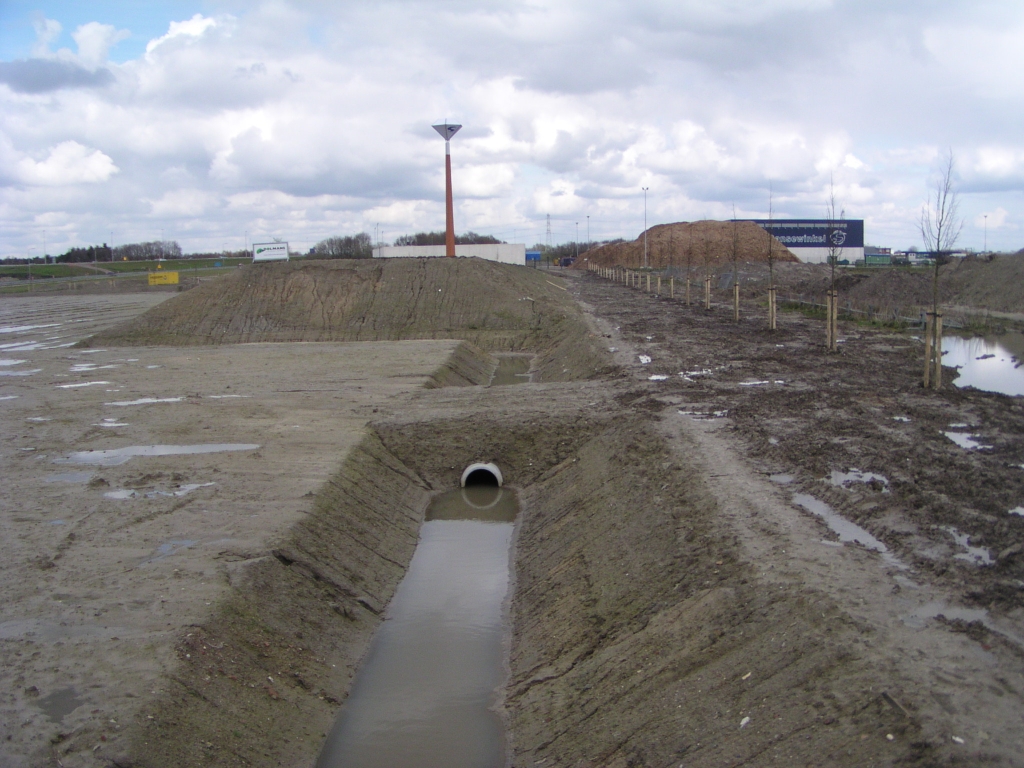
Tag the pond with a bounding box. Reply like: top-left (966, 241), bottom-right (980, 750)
top-left (942, 331), bottom-right (1024, 397)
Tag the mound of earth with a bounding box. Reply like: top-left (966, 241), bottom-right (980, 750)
top-left (841, 254), bottom-right (1024, 317)
top-left (86, 257), bottom-right (592, 354)
top-left (580, 220), bottom-right (798, 270)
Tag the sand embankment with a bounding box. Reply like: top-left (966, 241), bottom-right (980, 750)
top-left (580, 221), bottom-right (798, 270)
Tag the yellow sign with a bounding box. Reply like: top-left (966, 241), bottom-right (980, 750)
top-left (148, 271), bottom-right (179, 285)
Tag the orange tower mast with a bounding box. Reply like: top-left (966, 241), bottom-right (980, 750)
top-left (432, 123), bottom-right (462, 258)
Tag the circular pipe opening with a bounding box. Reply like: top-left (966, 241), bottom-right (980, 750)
top-left (461, 462), bottom-right (503, 488)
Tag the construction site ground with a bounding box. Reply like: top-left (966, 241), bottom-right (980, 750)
top-left (1, 260), bottom-right (1022, 768)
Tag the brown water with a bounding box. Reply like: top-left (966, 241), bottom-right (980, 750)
top-left (315, 485), bottom-right (517, 768)
top-left (489, 355), bottom-right (532, 386)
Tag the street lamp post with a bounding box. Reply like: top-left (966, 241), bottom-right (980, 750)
top-left (984, 214), bottom-right (988, 253)
top-left (586, 215), bottom-right (590, 250)
top-left (575, 222), bottom-right (579, 262)
top-left (642, 187), bottom-right (649, 268)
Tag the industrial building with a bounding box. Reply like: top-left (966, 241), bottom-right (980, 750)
top-left (744, 219), bottom-right (865, 264)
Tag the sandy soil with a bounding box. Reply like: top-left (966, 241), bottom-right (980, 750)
top-left (582, 221), bottom-right (799, 271)
top-left (0, 302), bottom-right (504, 766)
top-left (3, 260), bottom-right (1024, 768)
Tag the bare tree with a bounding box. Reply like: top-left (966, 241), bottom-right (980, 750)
top-left (919, 150), bottom-right (962, 388)
top-left (730, 204), bottom-right (741, 321)
top-left (765, 183), bottom-right (778, 330)
top-left (683, 223), bottom-right (693, 305)
top-left (824, 175), bottom-right (845, 352)
top-left (700, 221), bottom-right (714, 310)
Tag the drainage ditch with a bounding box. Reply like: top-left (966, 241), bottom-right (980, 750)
top-left (315, 469), bottom-right (515, 768)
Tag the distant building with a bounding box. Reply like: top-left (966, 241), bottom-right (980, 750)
top-left (742, 219), bottom-right (865, 264)
top-left (376, 244), bottom-right (526, 266)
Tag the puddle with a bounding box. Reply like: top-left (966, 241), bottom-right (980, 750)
top-left (105, 397), bottom-right (184, 407)
top-left (104, 482), bottom-right (215, 500)
top-left (55, 443), bottom-right (260, 466)
top-left (648, 374), bottom-right (669, 381)
top-left (902, 600), bottom-right (990, 629)
top-left (829, 468), bottom-right (890, 492)
top-left (770, 473), bottom-right (794, 484)
top-left (678, 409), bottom-right (728, 420)
top-left (0, 358), bottom-right (28, 366)
top-left (27, 416), bottom-right (52, 422)
top-left (792, 493), bottom-right (907, 569)
top-left (316, 484), bottom-right (516, 768)
top-left (943, 431), bottom-right (992, 450)
top-left (69, 364), bottom-right (118, 372)
top-left (207, 394), bottom-right (250, 399)
top-left (94, 418), bottom-right (128, 427)
top-left (44, 472), bottom-right (94, 483)
top-left (892, 415), bottom-right (911, 422)
top-left (639, 355), bottom-right (652, 364)
top-left (37, 687), bottom-right (84, 723)
top-left (942, 526), bottom-right (993, 565)
top-left (489, 355), bottom-right (532, 386)
top-left (738, 380), bottom-right (784, 387)
top-left (56, 381), bottom-right (111, 389)
top-left (141, 539), bottom-right (198, 565)
top-left (1010, 507), bottom-right (1024, 517)
top-left (0, 395), bottom-right (19, 401)
top-left (0, 323), bottom-right (61, 334)
top-left (943, 332), bottom-right (1024, 397)
top-left (0, 368), bottom-right (41, 376)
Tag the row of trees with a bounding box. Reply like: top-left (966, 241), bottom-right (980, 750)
top-left (54, 241), bottom-right (183, 263)
top-left (312, 233), bottom-right (373, 259)
top-left (394, 231), bottom-right (503, 246)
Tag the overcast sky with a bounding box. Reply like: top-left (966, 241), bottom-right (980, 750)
top-left (1, 0), bottom-right (1022, 257)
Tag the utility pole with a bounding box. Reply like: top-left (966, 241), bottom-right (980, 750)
top-left (586, 215), bottom-right (590, 249)
top-left (642, 187), bottom-right (649, 268)
top-left (984, 214), bottom-right (988, 252)
top-left (575, 221), bottom-right (579, 262)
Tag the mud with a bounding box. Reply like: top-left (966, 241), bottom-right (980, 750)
top-left (4, 260), bottom-right (1024, 768)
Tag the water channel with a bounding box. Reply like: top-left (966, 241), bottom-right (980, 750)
top-left (315, 480), bottom-right (517, 768)
top-left (943, 330), bottom-right (1024, 397)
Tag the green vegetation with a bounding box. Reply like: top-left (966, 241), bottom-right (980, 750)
top-left (0, 263), bottom-right (97, 279)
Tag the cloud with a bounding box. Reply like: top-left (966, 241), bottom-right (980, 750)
top-left (16, 142), bottom-right (119, 186)
top-left (31, 17), bottom-right (62, 57)
top-left (1, 1), bottom-right (1022, 256)
top-left (0, 59), bottom-right (115, 93)
top-left (145, 14), bottom-right (218, 55)
top-left (73, 22), bottom-right (131, 68)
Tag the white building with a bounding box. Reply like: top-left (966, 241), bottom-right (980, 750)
top-left (376, 244), bottom-right (525, 266)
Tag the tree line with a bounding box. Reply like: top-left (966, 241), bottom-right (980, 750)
top-left (51, 241), bottom-right (184, 263)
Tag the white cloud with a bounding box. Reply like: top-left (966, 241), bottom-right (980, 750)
top-left (976, 207), bottom-right (1009, 229)
top-left (145, 14), bottom-right (219, 55)
top-left (31, 18), bottom-right (62, 57)
top-left (15, 142), bottom-right (119, 186)
top-left (72, 23), bottom-right (131, 68)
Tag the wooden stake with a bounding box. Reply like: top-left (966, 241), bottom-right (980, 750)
top-left (657, 276), bottom-right (661, 295)
top-left (670, 277), bottom-right (675, 299)
top-left (704, 275), bottom-right (711, 309)
top-left (733, 283), bottom-right (740, 322)
top-left (932, 312), bottom-right (943, 388)
top-left (923, 312), bottom-right (933, 388)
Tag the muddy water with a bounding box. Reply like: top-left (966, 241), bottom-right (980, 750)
top-left (943, 331), bottom-right (1024, 396)
top-left (316, 485), bottom-right (517, 768)
top-left (489, 355), bottom-right (532, 386)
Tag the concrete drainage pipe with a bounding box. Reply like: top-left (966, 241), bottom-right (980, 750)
top-left (460, 462), bottom-right (503, 487)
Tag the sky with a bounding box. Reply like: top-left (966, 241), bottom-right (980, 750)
top-left (1, 0), bottom-right (1022, 257)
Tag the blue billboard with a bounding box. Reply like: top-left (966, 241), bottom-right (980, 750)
top-left (744, 219), bottom-right (864, 250)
